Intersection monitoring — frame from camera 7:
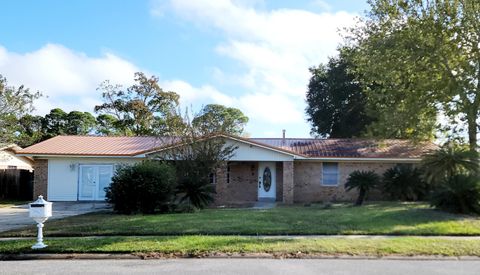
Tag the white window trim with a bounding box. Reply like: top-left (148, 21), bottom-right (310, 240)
top-left (321, 162), bottom-right (340, 187)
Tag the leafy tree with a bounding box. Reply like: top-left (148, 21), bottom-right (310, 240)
top-left (421, 145), bottom-right (479, 185)
top-left (348, 0), bottom-right (480, 149)
top-left (382, 164), bottom-right (428, 201)
top-left (306, 50), bottom-right (372, 138)
top-left (345, 170), bottom-right (380, 206)
top-left (151, 120), bottom-right (236, 209)
top-left (96, 114), bottom-right (121, 136)
top-left (42, 108), bottom-right (68, 138)
top-left (40, 108), bottom-right (98, 139)
top-left (64, 111), bottom-right (96, 135)
top-left (0, 75), bottom-right (41, 143)
top-left (95, 72), bottom-right (183, 136)
top-left (192, 104), bottom-right (249, 136)
top-left (430, 174), bottom-right (480, 214)
top-left (15, 115), bottom-right (44, 147)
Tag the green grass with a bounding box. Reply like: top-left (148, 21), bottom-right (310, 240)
top-left (1, 236), bottom-right (480, 257)
top-left (0, 200), bottom-right (28, 208)
top-left (2, 202), bottom-right (479, 237)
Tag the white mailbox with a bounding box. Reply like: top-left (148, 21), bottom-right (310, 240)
top-left (29, 195), bottom-right (52, 249)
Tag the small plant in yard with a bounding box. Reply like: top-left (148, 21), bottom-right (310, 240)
top-left (429, 174), bottom-right (480, 214)
top-left (345, 170), bottom-right (380, 206)
top-left (105, 161), bottom-right (177, 214)
top-left (382, 164), bottom-right (428, 201)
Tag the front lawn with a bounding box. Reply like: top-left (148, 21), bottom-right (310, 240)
top-left (2, 202), bottom-right (479, 237)
top-left (1, 236), bottom-right (480, 257)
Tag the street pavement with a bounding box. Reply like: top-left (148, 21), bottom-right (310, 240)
top-left (0, 202), bottom-right (109, 232)
top-left (0, 259), bottom-right (479, 275)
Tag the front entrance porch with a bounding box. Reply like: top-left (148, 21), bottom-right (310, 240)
top-left (214, 161), bottom-right (294, 205)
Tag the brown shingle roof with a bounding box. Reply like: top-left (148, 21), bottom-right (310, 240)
top-left (17, 135), bottom-right (437, 159)
top-left (250, 138), bottom-right (437, 159)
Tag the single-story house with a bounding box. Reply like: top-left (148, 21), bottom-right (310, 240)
top-left (0, 144), bottom-right (33, 171)
top-left (1, 144), bottom-right (34, 200)
top-left (16, 135), bottom-right (437, 204)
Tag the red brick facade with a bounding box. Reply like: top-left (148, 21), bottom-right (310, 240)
top-left (214, 160), bottom-right (396, 205)
top-left (33, 159), bottom-right (48, 200)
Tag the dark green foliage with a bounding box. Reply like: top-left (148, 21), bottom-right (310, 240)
top-left (105, 161), bottom-right (177, 214)
top-left (430, 174), bottom-right (480, 215)
top-left (167, 137), bottom-right (235, 209)
top-left (174, 162), bottom-right (217, 209)
top-left (0, 74), bottom-right (41, 144)
top-left (192, 104), bottom-right (249, 136)
top-left (95, 72), bottom-right (183, 136)
top-left (382, 165), bottom-right (428, 201)
top-left (421, 145), bottom-right (479, 185)
top-left (306, 50), bottom-right (372, 138)
top-left (345, 170), bottom-right (380, 206)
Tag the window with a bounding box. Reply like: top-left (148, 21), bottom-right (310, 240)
top-left (226, 163), bottom-right (231, 184)
top-left (322, 163), bottom-right (339, 186)
top-left (209, 172), bottom-right (216, 185)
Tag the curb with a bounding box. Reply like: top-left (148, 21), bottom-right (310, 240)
top-left (2, 253), bottom-right (480, 261)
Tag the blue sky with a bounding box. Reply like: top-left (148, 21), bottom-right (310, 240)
top-left (0, 0), bottom-right (369, 137)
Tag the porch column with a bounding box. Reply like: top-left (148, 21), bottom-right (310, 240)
top-left (282, 161), bottom-right (294, 204)
top-left (33, 159), bottom-right (48, 200)
top-left (214, 162), bottom-right (228, 204)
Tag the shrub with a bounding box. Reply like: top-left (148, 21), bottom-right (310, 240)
top-left (174, 160), bottom-right (217, 209)
top-left (429, 174), bottom-right (480, 214)
top-left (382, 164), bottom-right (428, 201)
top-left (105, 161), bottom-right (177, 214)
top-left (421, 145), bottom-right (479, 185)
top-left (345, 170), bottom-right (380, 206)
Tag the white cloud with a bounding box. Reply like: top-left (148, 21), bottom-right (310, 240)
top-left (0, 44), bottom-right (140, 114)
top-left (0, 43), bottom-right (236, 118)
top-left (152, 0), bottom-right (358, 134)
top-left (161, 79), bottom-right (234, 107)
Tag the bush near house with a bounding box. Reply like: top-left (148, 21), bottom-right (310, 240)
top-left (345, 170), bottom-right (381, 206)
top-left (105, 161), bottom-right (177, 214)
top-left (421, 145), bottom-right (480, 215)
top-left (429, 174), bottom-right (480, 215)
top-left (382, 164), bottom-right (428, 201)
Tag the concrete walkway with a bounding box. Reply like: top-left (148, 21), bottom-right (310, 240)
top-left (0, 202), bottom-right (110, 233)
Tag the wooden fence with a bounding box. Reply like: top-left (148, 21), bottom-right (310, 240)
top-left (0, 169), bottom-right (33, 200)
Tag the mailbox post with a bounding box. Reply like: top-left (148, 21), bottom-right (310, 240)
top-left (29, 195), bottom-right (52, 249)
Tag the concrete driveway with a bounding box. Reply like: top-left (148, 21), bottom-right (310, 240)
top-left (0, 202), bottom-right (110, 233)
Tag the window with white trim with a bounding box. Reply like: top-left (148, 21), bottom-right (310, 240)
top-left (322, 163), bottom-right (339, 186)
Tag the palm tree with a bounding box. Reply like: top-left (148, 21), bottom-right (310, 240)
top-left (421, 145), bottom-right (479, 185)
top-left (345, 170), bottom-right (380, 206)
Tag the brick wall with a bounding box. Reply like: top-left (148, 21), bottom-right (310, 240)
top-left (214, 161), bottom-right (258, 204)
top-left (282, 161), bottom-right (294, 204)
top-left (33, 159), bottom-right (48, 200)
top-left (293, 161), bottom-right (395, 203)
top-left (276, 162), bottom-right (283, 202)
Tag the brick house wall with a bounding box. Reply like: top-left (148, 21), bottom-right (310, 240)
top-left (293, 161), bottom-right (396, 203)
top-left (215, 161), bottom-right (258, 204)
top-left (275, 162), bottom-right (283, 202)
top-left (33, 159), bottom-right (48, 200)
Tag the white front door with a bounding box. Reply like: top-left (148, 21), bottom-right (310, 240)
top-left (258, 162), bottom-right (276, 201)
top-left (79, 165), bottom-right (114, 201)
